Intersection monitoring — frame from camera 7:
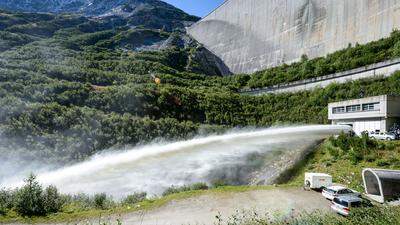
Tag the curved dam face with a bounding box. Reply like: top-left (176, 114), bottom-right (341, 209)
top-left (2, 125), bottom-right (349, 198)
top-left (187, 0), bottom-right (400, 74)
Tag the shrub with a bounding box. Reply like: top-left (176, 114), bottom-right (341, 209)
top-left (121, 192), bottom-right (147, 205)
top-left (329, 132), bottom-right (377, 164)
top-left (43, 185), bottom-right (63, 214)
top-left (162, 183), bottom-right (209, 196)
top-left (326, 144), bottom-right (339, 159)
top-left (94, 193), bottom-right (107, 209)
top-left (189, 182), bottom-right (209, 191)
top-left (349, 146), bottom-right (363, 165)
top-left (376, 159), bottom-right (390, 167)
top-left (15, 174), bottom-right (46, 217)
top-left (93, 193), bottom-right (114, 210)
top-left (0, 189), bottom-right (15, 215)
top-left (162, 186), bottom-right (190, 196)
top-left (211, 180), bottom-right (228, 188)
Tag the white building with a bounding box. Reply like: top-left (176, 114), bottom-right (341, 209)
top-left (328, 95), bottom-right (400, 135)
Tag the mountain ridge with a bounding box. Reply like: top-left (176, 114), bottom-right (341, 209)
top-left (0, 0), bottom-right (199, 31)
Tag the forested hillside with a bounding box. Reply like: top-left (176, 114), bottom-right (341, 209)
top-left (1, 6), bottom-right (400, 169)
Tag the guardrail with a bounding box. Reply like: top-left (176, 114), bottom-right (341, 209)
top-left (240, 58), bottom-right (400, 95)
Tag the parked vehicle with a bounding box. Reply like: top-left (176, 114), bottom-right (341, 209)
top-left (331, 196), bottom-right (363, 216)
top-left (322, 185), bottom-right (361, 200)
top-left (304, 173), bottom-right (332, 190)
top-left (369, 131), bottom-right (396, 140)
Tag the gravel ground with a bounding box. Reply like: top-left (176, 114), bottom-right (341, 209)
top-left (6, 187), bottom-right (332, 225)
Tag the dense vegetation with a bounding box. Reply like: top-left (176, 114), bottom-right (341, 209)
top-left (217, 207), bottom-right (400, 225)
top-left (2, 8), bottom-right (400, 180)
top-left (244, 30), bottom-right (400, 88)
top-left (0, 174), bottom-right (214, 220)
top-left (287, 134), bottom-right (400, 191)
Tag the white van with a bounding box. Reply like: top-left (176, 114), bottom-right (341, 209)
top-left (304, 173), bottom-right (332, 189)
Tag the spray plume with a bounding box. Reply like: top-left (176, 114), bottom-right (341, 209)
top-left (2, 125), bottom-right (350, 197)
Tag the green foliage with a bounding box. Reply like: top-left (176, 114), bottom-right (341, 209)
top-left (0, 189), bottom-right (15, 215)
top-left (15, 174), bottom-right (46, 217)
top-left (219, 206), bottom-right (400, 225)
top-left (330, 132), bottom-right (377, 164)
top-left (93, 193), bottom-right (108, 210)
top-left (121, 192), bottom-right (147, 206)
top-left (2, 8), bottom-right (400, 177)
top-left (162, 183), bottom-right (208, 196)
top-left (246, 30), bottom-right (400, 88)
top-left (288, 138), bottom-right (400, 191)
top-left (43, 185), bottom-right (63, 214)
top-left (2, 175), bottom-right (64, 217)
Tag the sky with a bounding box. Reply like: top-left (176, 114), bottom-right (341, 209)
top-left (163, 0), bottom-right (225, 17)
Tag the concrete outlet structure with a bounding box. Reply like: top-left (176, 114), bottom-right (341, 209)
top-left (328, 95), bottom-right (400, 135)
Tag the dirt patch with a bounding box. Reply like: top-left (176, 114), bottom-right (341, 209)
top-left (123, 188), bottom-right (330, 225)
top-left (7, 187), bottom-right (331, 225)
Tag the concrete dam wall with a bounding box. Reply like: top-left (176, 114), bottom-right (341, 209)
top-left (187, 0), bottom-right (400, 74)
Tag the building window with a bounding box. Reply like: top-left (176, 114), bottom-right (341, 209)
top-left (346, 104), bottom-right (361, 113)
top-left (362, 102), bottom-right (380, 111)
top-left (332, 106), bottom-right (345, 114)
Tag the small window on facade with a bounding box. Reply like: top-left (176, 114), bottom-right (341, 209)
top-left (362, 102), bottom-right (380, 111)
top-left (332, 106), bottom-right (345, 114)
top-left (346, 104), bottom-right (361, 112)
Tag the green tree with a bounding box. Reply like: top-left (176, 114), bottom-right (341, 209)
top-left (15, 174), bottom-right (46, 217)
top-left (43, 185), bottom-right (63, 214)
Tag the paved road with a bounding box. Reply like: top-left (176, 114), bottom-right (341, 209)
top-left (7, 187), bottom-right (332, 225)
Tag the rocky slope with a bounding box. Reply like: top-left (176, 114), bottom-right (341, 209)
top-left (0, 0), bottom-right (199, 31)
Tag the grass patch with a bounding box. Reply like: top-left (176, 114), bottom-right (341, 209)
top-left (286, 136), bottom-right (400, 191)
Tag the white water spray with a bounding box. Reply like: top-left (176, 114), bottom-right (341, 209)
top-left (3, 125), bottom-right (349, 197)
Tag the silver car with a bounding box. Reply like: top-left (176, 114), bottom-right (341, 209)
top-left (369, 131), bottom-right (396, 141)
top-left (331, 196), bottom-right (363, 216)
top-left (322, 185), bottom-right (360, 200)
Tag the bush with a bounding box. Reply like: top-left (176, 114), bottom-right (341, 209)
top-left (93, 193), bottom-right (114, 210)
top-left (43, 185), bottom-right (64, 214)
top-left (0, 189), bottom-right (15, 215)
top-left (121, 192), bottom-right (147, 205)
top-left (190, 182), bottom-right (209, 191)
top-left (162, 183), bottom-right (209, 196)
top-left (349, 146), bottom-right (363, 164)
top-left (94, 193), bottom-right (107, 209)
top-left (326, 144), bottom-right (339, 159)
top-left (15, 174), bottom-right (46, 217)
top-left (329, 132), bottom-right (377, 164)
top-left (211, 180), bottom-right (228, 188)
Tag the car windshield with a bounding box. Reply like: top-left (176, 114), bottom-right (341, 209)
top-left (333, 198), bottom-right (349, 207)
top-left (326, 188), bottom-right (336, 193)
top-left (340, 189), bottom-right (353, 194)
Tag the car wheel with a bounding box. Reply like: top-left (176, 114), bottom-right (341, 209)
top-left (386, 137), bottom-right (392, 141)
top-left (304, 181), bottom-right (311, 191)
